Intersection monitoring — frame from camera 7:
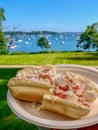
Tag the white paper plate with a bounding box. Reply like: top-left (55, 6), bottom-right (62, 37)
top-left (7, 64), bottom-right (98, 129)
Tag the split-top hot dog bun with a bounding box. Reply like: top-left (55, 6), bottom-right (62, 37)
top-left (8, 64), bottom-right (56, 102)
top-left (42, 71), bottom-right (98, 119)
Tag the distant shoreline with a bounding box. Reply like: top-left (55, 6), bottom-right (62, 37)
top-left (4, 31), bottom-right (82, 35)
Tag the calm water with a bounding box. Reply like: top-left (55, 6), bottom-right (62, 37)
top-left (7, 32), bottom-right (96, 53)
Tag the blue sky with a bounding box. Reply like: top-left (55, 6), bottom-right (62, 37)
top-left (0, 0), bottom-right (98, 32)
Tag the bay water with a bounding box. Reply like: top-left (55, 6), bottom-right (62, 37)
top-left (7, 32), bottom-right (96, 53)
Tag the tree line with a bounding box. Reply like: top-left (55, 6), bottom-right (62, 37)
top-left (0, 8), bottom-right (8, 54)
top-left (4, 30), bottom-right (58, 35)
top-left (0, 8), bottom-right (98, 54)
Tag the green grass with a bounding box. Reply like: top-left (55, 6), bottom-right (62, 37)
top-left (0, 68), bottom-right (38, 130)
top-left (0, 52), bottom-right (98, 66)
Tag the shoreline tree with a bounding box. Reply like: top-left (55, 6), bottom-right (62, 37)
top-left (0, 8), bottom-right (7, 54)
top-left (77, 22), bottom-right (98, 51)
top-left (37, 36), bottom-right (51, 51)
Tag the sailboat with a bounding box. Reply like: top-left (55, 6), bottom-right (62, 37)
top-left (61, 41), bottom-right (64, 44)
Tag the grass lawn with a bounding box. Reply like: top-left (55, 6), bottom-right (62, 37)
top-left (0, 52), bottom-right (98, 66)
top-left (0, 68), bottom-right (38, 130)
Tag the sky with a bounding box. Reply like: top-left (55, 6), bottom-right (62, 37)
top-left (0, 0), bottom-right (98, 32)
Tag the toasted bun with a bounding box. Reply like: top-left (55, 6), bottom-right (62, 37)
top-left (42, 94), bottom-right (90, 119)
top-left (8, 78), bottom-right (53, 102)
top-left (7, 64), bottom-right (56, 102)
top-left (9, 85), bottom-right (50, 102)
top-left (42, 71), bottom-right (98, 119)
top-left (8, 78), bottom-right (53, 88)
